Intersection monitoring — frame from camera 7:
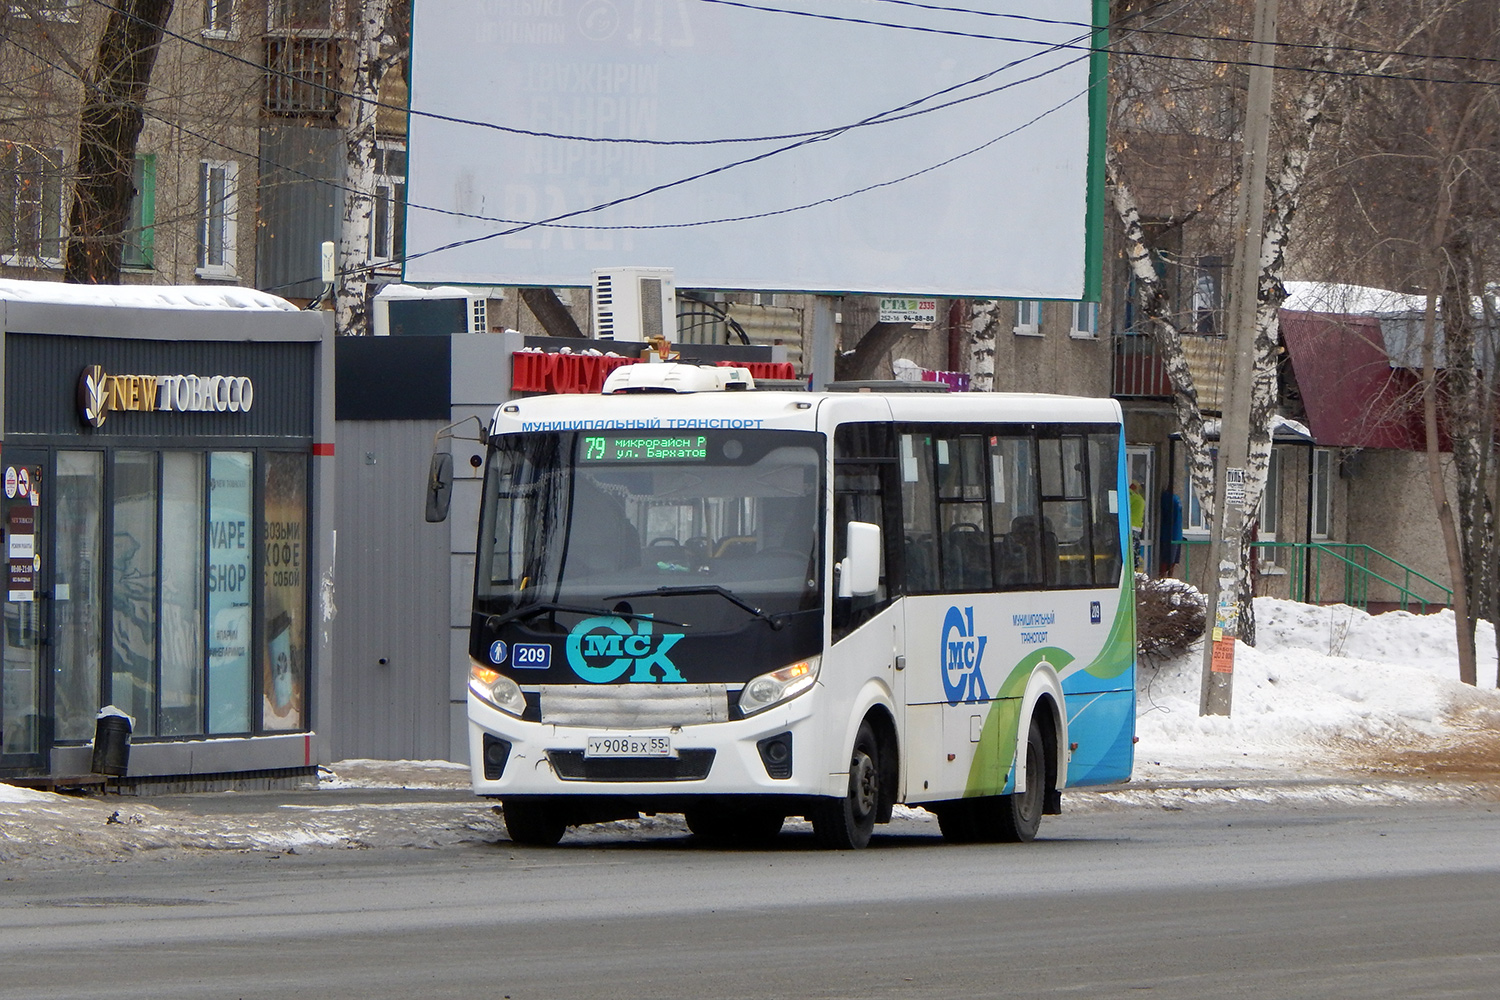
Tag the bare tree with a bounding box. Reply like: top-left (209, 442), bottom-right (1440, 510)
top-left (63, 0), bottom-right (174, 284)
top-left (1316, 0), bottom-right (1500, 684)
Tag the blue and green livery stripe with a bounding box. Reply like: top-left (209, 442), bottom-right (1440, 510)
top-left (963, 572), bottom-right (1136, 797)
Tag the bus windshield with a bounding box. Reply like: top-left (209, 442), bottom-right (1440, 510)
top-left (474, 429), bottom-right (824, 631)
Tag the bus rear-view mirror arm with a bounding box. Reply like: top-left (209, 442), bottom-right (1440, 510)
top-left (839, 521), bottom-right (881, 598)
top-left (425, 417), bottom-right (489, 524)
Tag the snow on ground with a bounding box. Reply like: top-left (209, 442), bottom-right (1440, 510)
top-left (1134, 598), bottom-right (1500, 786)
top-left (3, 598), bottom-right (1499, 862)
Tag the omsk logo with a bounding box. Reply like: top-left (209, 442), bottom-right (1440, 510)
top-left (77, 365), bottom-right (255, 428)
top-left (942, 605), bottom-right (990, 706)
top-left (565, 615), bottom-right (686, 683)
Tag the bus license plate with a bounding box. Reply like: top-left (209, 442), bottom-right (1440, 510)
top-left (585, 735), bottom-right (674, 758)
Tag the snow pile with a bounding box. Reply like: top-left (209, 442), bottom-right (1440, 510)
top-left (0, 278), bottom-right (297, 311)
top-left (1135, 598), bottom-right (1500, 782)
top-left (1282, 280), bottom-right (1430, 316)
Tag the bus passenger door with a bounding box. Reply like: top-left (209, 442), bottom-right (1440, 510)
top-left (830, 423), bottom-right (907, 798)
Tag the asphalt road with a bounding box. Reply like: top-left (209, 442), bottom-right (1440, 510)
top-left (4, 799), bottom-right (1499, 1000)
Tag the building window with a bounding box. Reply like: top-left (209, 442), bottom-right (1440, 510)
top-left (268, 0), bottom-right (333, 32)
top-left (204, 0), bottom-right (234, 36)
top-left (262, 454), bottom-right (309, 730)
top-left (1256, 447), bottom-right (1283, 572)
top-left (122, 155), bottom-right (155, 269)
top-left (207, 451), bottom-right (254, 734)
top-left (1070, 301), bottom-right (1099, 339)
top-left (9, 0), bottom-right (80, 21)
top-left (54, 451), bottom-right (105, 743)
top-left (1311, 448), bottom-right (1333, 539)
top-left (1260, 448), bottom-right (1280, 536)
top-left (160, 452), bottom-right (206, 737)
top-left (371, 141), bottom-right (406, 268)
top-left (51, 447), bottom-right (311, 743)
top-left (1012, 299), bottom-right (1042, 337)
top-left (196, 159), bottom-right (238, 278)
top-left (0, 144), bottom-right (64, 266)
top-left (264, 37), bottom-right (341, 117)
top-left (1192, 256), bottom-right (1223, 334)
top-left (1184, 448), bottom-right (1217, 536)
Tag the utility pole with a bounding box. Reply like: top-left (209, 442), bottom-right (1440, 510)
top-left (1200, 0), bottom-right (1278, 716)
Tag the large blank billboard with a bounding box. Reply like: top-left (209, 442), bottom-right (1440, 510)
top-left (406, 0), bottom-right (1101, 297)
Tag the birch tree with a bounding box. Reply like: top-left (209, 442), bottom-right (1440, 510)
top-left (335, 0), bottom-right (406, 336)
top-left (968, 300), bottom-right (997, 393)
top-left (1107, 0), bottom-right (1420, 643)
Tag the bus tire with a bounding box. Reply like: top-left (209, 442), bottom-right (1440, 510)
top-left (812, 720), bottom-right (880, 849)
top-left (502, 799), bottom-right (567, 846)
top-left (685, 805), bottom-right (784, 847)
top-left (990, 717), bottom-right (1048, 843)
top-left (935, 800), bottom-right (981, 843)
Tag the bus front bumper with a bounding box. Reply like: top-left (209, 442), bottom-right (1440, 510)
top-left (467, 688), bottom-right (843, 802)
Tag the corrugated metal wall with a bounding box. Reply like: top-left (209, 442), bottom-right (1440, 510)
top-left (331, 419), bottom-right (451, 761)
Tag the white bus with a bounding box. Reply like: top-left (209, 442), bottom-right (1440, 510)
top-left (458, 364), bottom-right (1135, 848)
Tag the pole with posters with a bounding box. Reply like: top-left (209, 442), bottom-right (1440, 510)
top-left (1200, 0), bottom-right (1278, 717)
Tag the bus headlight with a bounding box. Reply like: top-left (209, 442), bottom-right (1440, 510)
top-left (738, 656), bottom-right (820, 716)
top-left (469, 660), bottom-right (526, 717)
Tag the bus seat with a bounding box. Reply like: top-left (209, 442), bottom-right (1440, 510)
top-left (994, 533), bottom-right (1032, 586)
top-left (944, 522), bottom-right (990, 589)
top-left (714, 535), bottom-right (757, 559)
top-left (1010, 515), bottom-right (1058, 586)
top-left (904, 535), bottom-right (937, 592)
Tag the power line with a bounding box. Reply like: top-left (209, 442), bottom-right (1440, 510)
top-left (397, 87), bottom-right (1088, 274)
top-left (80, 0), bottom-right (1500, 174)
top-left (26, 0), bottom-right (1157, 290)
top-left (703, 0), bottom-right (1500, 88)
top-left (854, 0), bottom-right (1500, 70)
top-left (75, 0), bottom-right (1083, 148)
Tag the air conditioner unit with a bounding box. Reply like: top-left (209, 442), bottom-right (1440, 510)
top-left (591, 267), bottom-right (676, 341)
top-left (372, 284), bottom-right (491, 336)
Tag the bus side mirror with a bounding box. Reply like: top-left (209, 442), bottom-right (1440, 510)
top-left (839, 521), bottom-right (881, 598)
top-left (425, 452), bottom-right (454, 523)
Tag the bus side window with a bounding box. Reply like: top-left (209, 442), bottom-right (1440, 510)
top-left (900, 432), bottom-right (939, 594)
top-left (937, 434), bottom-right (991, 591)
top-left (1040, 434), bottom-right (1092, 587)
top-left (990, 436), bottom-right (1040, 587)
top-left (1089, 431), bottom-right (1123, 585)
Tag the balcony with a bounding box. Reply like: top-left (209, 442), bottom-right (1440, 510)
top-left (1112, 333), bottom-right (1171, 398)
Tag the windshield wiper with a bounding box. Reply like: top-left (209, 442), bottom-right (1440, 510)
top-left (484, 601), bottom-right (688, 631)
top-left (606, 585), bottom-right (787, 631)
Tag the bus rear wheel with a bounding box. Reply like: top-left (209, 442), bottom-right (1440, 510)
top-left (812, 720), bottom-right (880, 849)
top-left (987, 718), bottom-right (1047, 843)
top-left (502, 799), bottom-right (566, 846)
top-left (936, 717), bottom-right (1049, 844)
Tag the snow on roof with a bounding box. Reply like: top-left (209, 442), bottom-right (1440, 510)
top-left (1282, 280), bottom-right (1428, 316)
top-left (0, 278), bottom-right (298, 312)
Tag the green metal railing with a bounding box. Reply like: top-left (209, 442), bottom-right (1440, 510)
top-left (1175, 539), bottom-right (1452, 613)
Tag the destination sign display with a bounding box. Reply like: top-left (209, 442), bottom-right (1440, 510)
top-left (580, 433), bottom-right (709, 464)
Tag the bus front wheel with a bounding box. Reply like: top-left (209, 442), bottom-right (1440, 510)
top-left (502, 799), bottom-right (567, 846)
top-left (812, 720), bottom-right (880, 849)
